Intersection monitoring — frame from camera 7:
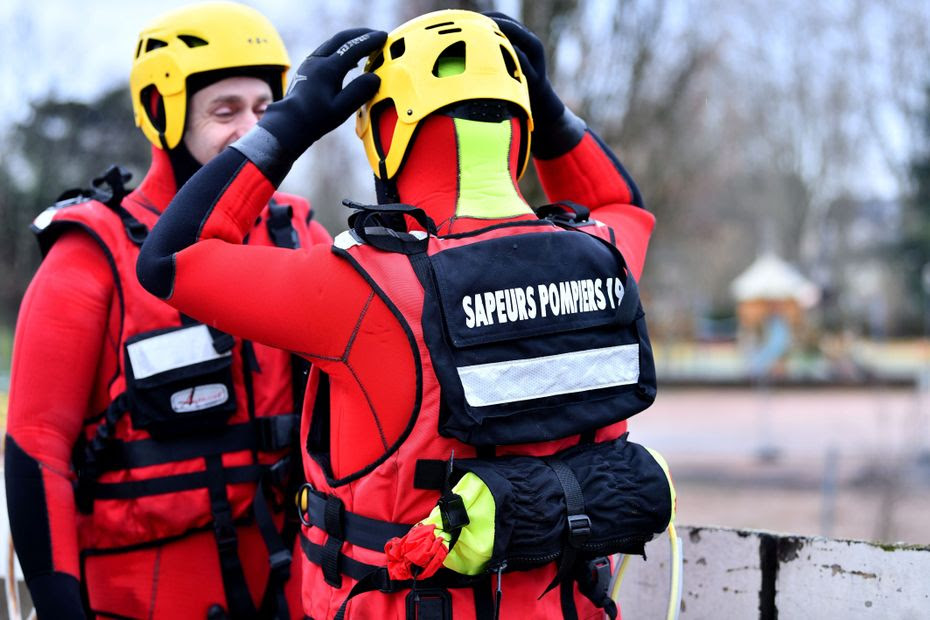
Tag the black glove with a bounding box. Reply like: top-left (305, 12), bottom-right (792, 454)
top-left (261, 28), bottom-right (387, 156)
top-left (484, 13), bottom-right (586, 158)
top-left (231, 28), bottom-right (386, 184)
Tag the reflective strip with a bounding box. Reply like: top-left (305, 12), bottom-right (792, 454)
top-left (127, 324), bottom-right (230, 380)
top-left (333, 230), bottom-right (362, 250)
top-left (457, 344), bottom-right (640, 407)
top-left (333, 228), bottom-right (428, 250)
top-left (32, 206), bottom-right (57, 231)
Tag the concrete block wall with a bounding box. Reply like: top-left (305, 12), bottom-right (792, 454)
top-left (619, 526), bottom-right (930, 619)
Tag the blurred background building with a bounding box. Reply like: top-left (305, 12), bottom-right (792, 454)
top-left (1, 0), bottom-right (929, 548)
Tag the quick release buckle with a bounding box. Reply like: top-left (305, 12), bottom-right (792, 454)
top-left (567, 514), bottom-right (592, 546)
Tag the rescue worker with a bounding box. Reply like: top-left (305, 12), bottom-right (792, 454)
top-left (138, 10), bottom-right (670, 619)
top-left (5, 3), bottom-right (330, 618)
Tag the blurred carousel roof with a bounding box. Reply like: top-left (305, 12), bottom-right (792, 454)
top-left (730, 253), bottom-right (821, 308)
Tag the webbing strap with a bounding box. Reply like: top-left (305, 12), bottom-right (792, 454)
top-left (267, 201), bottom-right (300, 250)
top-left (300, 531), bottom-right (381, 582)
top-left (253, 481), bottom-right (291, 620)
top-left (560, 578), bottom-right (579, 620)
top-left (541, 458), bottom-right (590, 596)
top-left (91, 464), bottom-right (263, 500)
top-left (321, 495), bottom-right (345, 587)
top-left (300, 531), bottom-right (481, 620)
top-left (300, 488), bottom-right (412, 551)
top-left (99, 416), bottom-right (298, 472)
top-left (472, 575), bottom-right (495, 620)
top-left (205, 455), bottom-right (257, 619)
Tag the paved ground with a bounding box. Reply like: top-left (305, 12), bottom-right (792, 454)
top-left (631, 386), bottom-right (930, 544)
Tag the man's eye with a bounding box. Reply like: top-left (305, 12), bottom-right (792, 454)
top-left (255, 104), bottom-right (269, 118)
top-left (213, 107), bottom-right (235, 119)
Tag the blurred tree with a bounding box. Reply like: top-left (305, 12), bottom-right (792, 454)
top-left (0, 86), bottom-right (149, 328)
top-left (901, 86), bottom-right (930, 332)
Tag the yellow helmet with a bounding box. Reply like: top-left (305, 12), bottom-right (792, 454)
top-left (356, 10), bottom-right (534, 181)
top-left (130, 1), bottom-right (290, 150)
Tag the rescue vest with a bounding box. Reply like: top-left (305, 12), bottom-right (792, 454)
top-left (31, 166), bottom-right (314, 619)
top-left (298, 202), bottom-right (659, 619)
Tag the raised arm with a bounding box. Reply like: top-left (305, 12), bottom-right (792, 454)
top-left (136, 29), bottom-right (387, 356)
top-left (488, 13), bottom-right (655, 280)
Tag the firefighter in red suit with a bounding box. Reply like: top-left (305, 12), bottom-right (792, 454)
top-left (138, 10), bottom-right (666, 619)
top-left (4, 3), bottom-right (330, 618)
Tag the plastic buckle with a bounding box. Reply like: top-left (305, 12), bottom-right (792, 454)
top-left (259, 417), bottom-right (295, 452)
top-left (590, 556), bottom-right (611, 598)
top-left (269, 455), bottom-right (292, 488)
top-left (269, 549), bottom-right (292, 574)
top-left (213, 512), bottom-right (238, 551)
top-left (376, 568), bottom-right (399, 593)
top-left (438, 493), bottom-right (470, 532)
top-left (567, 514), bottom-right (592, 546)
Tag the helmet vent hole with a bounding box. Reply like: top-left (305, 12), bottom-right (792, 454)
top-left (425, 21), bottom-right (455, 30)
top-left (437, 28), bottom-right (462, 35)
top-left (389, 38), bottom-right (405, 60)
top-left (433, 41), bottom-right (466, 77)
top-left (500, 46), bottom-right (519, 80)
top-left (135, 39), bottom-right (144, 59)
top-left (140, 85), bottom-right (166, 133)
top-left (145, 38), bottom-right (168, 53)
top-left (367, 50), bottom-right (385, 73)
top-left (178, 35), bottom-right (208, 48)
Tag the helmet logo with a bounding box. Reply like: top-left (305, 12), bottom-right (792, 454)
top-left (336, 33), bottom-right (371, 57)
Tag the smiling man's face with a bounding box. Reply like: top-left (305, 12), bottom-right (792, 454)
top-left (183, 76), bottom-right (273, 164)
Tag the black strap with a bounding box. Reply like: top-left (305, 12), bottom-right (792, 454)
top-left (253, 481), bottom-right (291, 620)
top-left (560, 578), bottom-right (579, 620)
top-left (541, 458), bottom-right (590, 596)
top-left (79, 416), bottom-right (298, 479)
top-left (472, 575), bottom-right (495, 620)
top-left (300, 531), bottom-right (382, 582)
top-left (92, 464), bottom-right (263, 500)
top-left (205, 455), bottom-right (257, 619)
top-left (300, 487), bottom-right (412, 552)
top-left (267, 200), bottom-right (301, 250)
top-left (301, 531), bottom-right (482, 620)
top-left (321, 495), bottom-right (345, 587)
top-left (576, 557), bottom-right (618, 619)
top-left (73, 394), bottom-right (129, 513)
top-left (345, 200), bottom-right (436, 255)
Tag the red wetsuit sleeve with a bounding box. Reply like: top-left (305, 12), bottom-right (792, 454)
top-left (6, 231), bottom-right (112, 589)
top-left (138, 148), bottom-right (363, 362)
top-left (534, 132), bottom-right (656, 281)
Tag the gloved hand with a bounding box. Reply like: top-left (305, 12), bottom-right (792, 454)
top-left (258, 28), bottom-right (387, 158)
top-left (484, 13), bottom-right (586, 158)
top-left (483, 13), bottom-right (564, 129)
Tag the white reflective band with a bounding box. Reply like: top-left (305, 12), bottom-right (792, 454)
top-left (333, 230), bottom-right (362, 250)
top-left (457, 344), bottom-right (640, 407)
top-left (127, 324), bottom-right (230, 380)
top-left (32, 207), bottom-right (57, 232)
top-left (333, 228), bottom-right (428, 250)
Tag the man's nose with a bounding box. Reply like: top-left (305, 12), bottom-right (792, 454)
top-left (233, 110), bottom-right (261, 139)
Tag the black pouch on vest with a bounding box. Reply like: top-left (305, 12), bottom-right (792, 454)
top-left (451, 435), bottom-right (672, 570)
top-left (124, 324), bottom-right (237, 439)
top-left (418, 230), bottom-right (656, 446)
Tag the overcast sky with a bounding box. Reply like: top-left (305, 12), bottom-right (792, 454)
top-left (0, 0), bottom-right (422, 130)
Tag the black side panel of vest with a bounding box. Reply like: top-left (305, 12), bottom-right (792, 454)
top-left (418, 231), bottom-right (655, 445)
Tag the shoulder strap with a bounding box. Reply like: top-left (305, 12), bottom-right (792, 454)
top-left (343, 199), bottom-right (436, 255)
